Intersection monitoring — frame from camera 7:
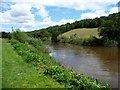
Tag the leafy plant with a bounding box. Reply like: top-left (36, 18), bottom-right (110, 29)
top-left (103, 38), bottom-right (118, 47)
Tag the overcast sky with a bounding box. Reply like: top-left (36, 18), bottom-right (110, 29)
top-left (0, 0), bottom-right (119, 32)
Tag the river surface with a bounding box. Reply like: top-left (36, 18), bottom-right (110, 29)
top-left (49, 43), bottom-right (119, 88)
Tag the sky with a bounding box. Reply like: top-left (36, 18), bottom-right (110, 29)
top-left (0, 0), bottom-right (119, 32)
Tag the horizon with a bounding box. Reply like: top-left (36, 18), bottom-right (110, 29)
top-left (0, 0), bottom-right (119, 32)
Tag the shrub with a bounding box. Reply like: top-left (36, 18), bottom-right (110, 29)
top-left (44, 65), bottom-right (67, 83)
top-left (27, 37), bottom-right (49, 54)
top-left (12, 29), bottom-right (28, 43)
top-left (44, 65), bottom-right (110, 89)
top-left (103, 39), bottom-right (118, 47)
top-left (81, 36), bottom-right (103, 46)
top-left (11, 41), bottom-right (40, 64)
top-left (41, 37), bottom-right (51, 44)
top-left (27, 37), bottom-right (42, 47)
top-left (69, 34), bottom-right (82, 45)
top-left (57, 35), bottom-right (70, 43)
top-left (9, 39), bottom-right (19, 45)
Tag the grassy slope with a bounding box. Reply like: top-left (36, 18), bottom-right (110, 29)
top-left (2, 40), bottom-right (63, 88)
top-left (62, 28), bottom-right (99, 38)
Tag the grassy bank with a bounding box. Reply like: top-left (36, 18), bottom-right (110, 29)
top-left (2, 40), bottom-right (63, 88)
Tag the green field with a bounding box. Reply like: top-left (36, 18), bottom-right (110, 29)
top-left (62, 28), bottom-right (99, 38)
top-left (2, 40), bottom-right (63, 88)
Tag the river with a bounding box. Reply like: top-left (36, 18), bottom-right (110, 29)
top-left (49, 43), bottom-right (119, 88)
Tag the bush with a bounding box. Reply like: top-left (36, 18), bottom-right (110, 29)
top-left (81, 36), bottom-right (103, 46)
top-left (44, 65), bottom-right (67, 83)
top-left (58, 35), bottom-right (103, 46)
top-left (41, 37), bottom-right (51, 44)
top-left (57, 35), bottom-right (70, 43)
top-left (35, 45), bottom-right (49, 54)
top-left (27, 37), bottom-right (49, 54)
top-left (69, 34), bottom-right (82, 45)
top-left (9, 39), bottom-right (19, 45)
top-left (27, 37), bottom-right (42, 47)
top-left (12, 29), bottom-right (28, 43)
top-left (103, 39), bottom-right (118, 47)
top-left (11, 41), bottom-right (40, 65)
top-left (44, 65), bottom-right (110, 89)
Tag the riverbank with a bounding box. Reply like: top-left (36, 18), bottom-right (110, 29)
top-left (2, 30), bottom-right (110, 89)
top-left (2, 40), bottom-right (63, 88)
top-left (8, 37), bottom-right (110, 89)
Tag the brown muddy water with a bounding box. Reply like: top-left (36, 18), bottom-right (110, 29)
top-left (49, 43), bottom-right (119, 88)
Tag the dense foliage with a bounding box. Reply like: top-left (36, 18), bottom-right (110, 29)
top-left (9, 31), bottom-right (110, 89)
top-left (28, 13), bottom-right (119, 47)
top-left (0, 32), bottom-right (11, 39)
top-left (98, 12), bottom-right (120, 46)
top-left (58, 34), bottom-right (103, 46)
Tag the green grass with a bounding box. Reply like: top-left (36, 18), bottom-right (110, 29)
top-left (62, 28), bottom-right (99, 38)
top-left (2, 40), bottom-right (63, 88)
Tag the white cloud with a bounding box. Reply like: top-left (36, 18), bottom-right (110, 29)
top-left (38, 17), bottom-right (53, 27)
top-left (53, 19), bottom-right (75, 26)
top-left (34, 5), bottom-right (49, 18)
top-left (36, 18), bottom-right (75, 29)
top-left (38, 7), bottom-right (49, 18)
top-left (0, 1), bottom-right (52, 29)
top-left (1, 0), bottom-right (119, 11)
top-left (0, 3), bottom-right (35, 27)
top-left (109, 7), bottom-right (118, 14)
top-left (81, 13), bottom-right (99, 19)
top-left (0, 0), bottom-right (119, 32)
top-left (34, 0), bottom-right (119, 11)
top-left (80, 10), bottom-right (107, 19)
top-left (80, 6), bottom-right (118, 19)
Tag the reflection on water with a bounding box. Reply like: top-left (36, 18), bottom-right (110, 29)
top-left (49, 43), bottom-right (119, 88)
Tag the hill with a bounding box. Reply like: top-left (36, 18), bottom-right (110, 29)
top-left (28, 12), bottom-right (119, 43)
top-left (62, 28), bottom-right (99, 38)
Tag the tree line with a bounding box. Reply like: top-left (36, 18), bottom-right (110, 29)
top-left (1, 12), bottom-right (120, 46)
top-left (28, 12), bottom-right (119, 46)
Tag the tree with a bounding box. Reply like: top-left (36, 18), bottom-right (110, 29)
top-left (1, 32), bottom-right (11, 39)
top-left (12, 29), bottom-right (28, 43)
top-left (98, 13), bottom-right (120, 46)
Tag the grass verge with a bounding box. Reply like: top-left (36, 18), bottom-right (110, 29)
top-left (2, 40), bottom-right (63, 88)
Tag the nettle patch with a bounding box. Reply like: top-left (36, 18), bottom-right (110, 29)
top-left (44, 65), bottom-right (110, 89)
